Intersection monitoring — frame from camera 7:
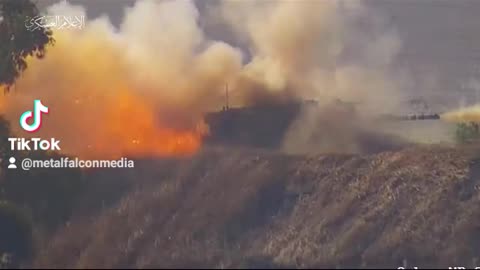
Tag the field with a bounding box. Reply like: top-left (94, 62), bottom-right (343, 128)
top-left (31, 143), bottom-right (480, 268)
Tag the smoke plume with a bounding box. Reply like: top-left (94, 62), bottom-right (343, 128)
top-left (441, 105), bottom-right (480, 123)
top-left (0, 0), bottom-right (411, 158)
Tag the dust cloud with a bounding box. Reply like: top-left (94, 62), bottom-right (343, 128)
top-left (0, 0), bottom-right (417, 158)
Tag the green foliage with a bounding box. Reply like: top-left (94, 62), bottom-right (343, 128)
top-left (455, 122), bottom-right (480, 144)
top-left (0, 201), bottom-right (33, 267)
top-left (0, 0), bottom-right (55, 90)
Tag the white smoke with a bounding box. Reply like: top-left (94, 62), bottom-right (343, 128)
top-left (0, 0), bottom-right (415, 157)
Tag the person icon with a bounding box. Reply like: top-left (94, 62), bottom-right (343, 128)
top-left (8, 157), bottom-right (17, 169)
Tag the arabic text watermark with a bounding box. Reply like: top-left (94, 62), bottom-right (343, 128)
top-left (25, 15), bottom-right (85, 31)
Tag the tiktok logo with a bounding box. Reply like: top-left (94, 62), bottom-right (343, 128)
top-left (19, 100), bottom-right (49, 133)
top-left (8, 100), bottom-right (61, 153)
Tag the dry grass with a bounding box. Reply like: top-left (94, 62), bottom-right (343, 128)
top-left (32, 144), bottom-right (480, 268)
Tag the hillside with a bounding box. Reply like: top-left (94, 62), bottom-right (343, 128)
top-left (33, 145), bottom-right (480, 269)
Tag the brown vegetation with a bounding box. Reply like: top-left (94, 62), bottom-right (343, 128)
top-left (32, 144), bottom-right (480, 268)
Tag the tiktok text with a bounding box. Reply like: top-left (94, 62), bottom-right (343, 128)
top-left (8, 138), bottom-right (61, 151)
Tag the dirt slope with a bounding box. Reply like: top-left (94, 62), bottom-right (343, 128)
top-left (33, 145), bottom-right (480, 268)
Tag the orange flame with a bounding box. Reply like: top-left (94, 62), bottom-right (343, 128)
top-left (0, 26), bottom-right (213, 160)
top-left (71, 89), bottom-right (208, 160)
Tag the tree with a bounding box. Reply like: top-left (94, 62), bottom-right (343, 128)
top-left (0, 0), bottom-right (54, 91)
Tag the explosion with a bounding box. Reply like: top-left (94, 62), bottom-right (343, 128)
top-left (81, 89), bottom-right (207, 159)
top-left (0, 19), bottom-right (210, 159)
top-left (441, 105), bottom-right (480, 123)
top-left (0, 0), bottom-right (410, 158)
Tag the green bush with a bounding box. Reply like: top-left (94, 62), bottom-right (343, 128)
top-left (0, 201), bottom-right (33, 267)
top-left (455, 122), bottom-right (480, 144)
